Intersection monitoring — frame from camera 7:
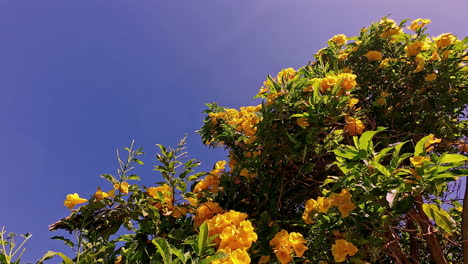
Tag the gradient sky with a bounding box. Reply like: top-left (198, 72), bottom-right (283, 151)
top-left (1, 0), bottom-right (467, 262)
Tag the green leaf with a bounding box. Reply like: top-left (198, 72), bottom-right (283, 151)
top-left (438, 153), bottom-right (467, 164)
top-left (100, 174), bottom-right (117, 184)
top-left (358, 129), bottom-right (383, 152)
top-left (286, 133), bottom-right (300, 145)
top-left (197, 223), bottom-right (209, 257)
top-left (127, 174), bottom-right (140, 181)
top-left (414, 135), bottom-right (430, 156)
top-left (170, 245), bottom-right (188, 264)
top-left (422, 204), bottom-right (456, 234)
top-left (132, 158), bottom-right (144, 165)
top-left (371, 161), bottom-right (391, 177)
top-left (199, 251), bottom-right (228, 264)
top-left (50, 236), bottom-right (74, 248)
top-left (333, 147), bottom-right (360, 160)
top-left (37, 251), bottom-right (74, 264)
top-left (152, 237), bottom-right (172, 264)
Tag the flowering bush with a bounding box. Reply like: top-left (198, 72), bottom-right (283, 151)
top-left (2, 17), bottom-right (467, 264)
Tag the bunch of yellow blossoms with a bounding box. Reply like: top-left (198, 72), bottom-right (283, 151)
top-left (209, 105), bottom-right (262, 144)
top-left (269, 230), bottom-right (308, 264)
top-left (206, 210), bottom-right (258, 264)
top-left (302, 189), bottom-right (356, 223)
top-left (305, 73), bottom-right (357, 95)
top-left (379, 17), bottom-right (403, 38)
top-left (331, 239), bottom-right (358, 262)
top-left (194, 160), bottom-right (226, 193)
top-left (147, 184), bottom-right (173, 210)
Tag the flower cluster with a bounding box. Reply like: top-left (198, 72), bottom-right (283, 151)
top-left (209, 105), bottom-right (262, 144)
top-left (303, 189), bottom-right (356, 223)
top-left (269, 230), bottom-right (308, 264)
top-left (193, 160), bottom-right (226, 193)
top-left (64, 181), bottom-right (131, 209)
top-left (147, 184), bottom-right (173, 211)
top-left (206, 210), bottom-right (258, 264)
top-left (307, 73), bottom-right (357, 95)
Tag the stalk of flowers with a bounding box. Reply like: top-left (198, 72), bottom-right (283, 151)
top-left (303, 189), bottom-right (356, 222)
top-left (208, 105), bottom-right (262, 142)
top-left (269, 230), bottom-right (308, 264)
top-left (205, 210), bottom-right (258, 264)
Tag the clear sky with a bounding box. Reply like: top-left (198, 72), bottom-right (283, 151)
top-left (1, 0), bottom-right (467, 262)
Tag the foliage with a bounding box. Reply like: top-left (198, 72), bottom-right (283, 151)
top-left (2, 17), bottom-right (467, 264)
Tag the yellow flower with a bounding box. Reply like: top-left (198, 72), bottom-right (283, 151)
top-left (380, 27), bottom-right (402, 38)
top-left (410, 156), bottom-right (430, 167)
top-left (433, 33), bottom-right (457, 49)
top-left (425, 73), bottom-right (437, 82)
top-left (330, 189), bottom-right (356, 217)
top-left (424, 134), bottom-right (441, 152)
top-left (413, 55), bottom-right (425, 73)
top-left (277, 68), bottom-right (296, 84)
top-left (331, 239), bottom-right (358, 262)
top-left (302, 198), bottom-right (318, 224)
top-left (339, 73), bottom-right (357, 91)
top-left (441, 50), bottom-right (451, 60)
top-left (194, 202), bottom-right (224, 226)
top-left (296, 117), bottom-right (310, 128)
top-left (316, 197), bottom-right (332, 213)
top-left (114, 182), bottom-right (129, 194)
top-left (94, 187), bottom-right (111, 202)
top-left (320, 76), bottom-right (339, 93)
top-left (288, 232), bottom-right (308, 257)
top-left (364, 51), bottom-right (383, 61)
top-left (240, 168), bottom-right (257, 179)
top-left (170, 206), bottom-right (187, 218)
top-left (408, 18), bottom-right (431, 31)
top-left (344, 116), bottom-right (365, 136)
top-left (330, 34), bottom-right (347, 46)
top-left (347, 98), bottom-right (359, 108)
top-left (64, 193), bottom-right (88, 209)
top-left (406, 41), bottom-right (424, 57)
top-left (430, 50), bottom-right (441, 61)
top-left (275, 248), bottom-right (292, 264)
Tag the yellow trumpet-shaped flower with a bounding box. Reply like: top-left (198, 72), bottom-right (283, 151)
top-left (331, 239), bottom-right (358, 262)
top-left (94, 187), bottom-right (115, 202)
top-left (410, 156), bottom-right (430, 167)
top-left (408, 18), bottom-right (431, 31)
top-left (425, 73), bottom-right (437, 82)
top-left (365, 51), bottom-right (383, 61)
top-left (114, 182), bottom-right (130, 194)
top-left (329, 34), bottom-right (347, 46)
top-left (296, 117), bottom-right (310, 128)
top-left (64, 193), bottom-right (88, 209)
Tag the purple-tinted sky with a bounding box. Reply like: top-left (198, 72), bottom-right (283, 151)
top-left (1, 0), bottom-right (467, 262)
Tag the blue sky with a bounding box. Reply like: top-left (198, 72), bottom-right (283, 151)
top-left (1, 0), bottom-right (467, 262)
